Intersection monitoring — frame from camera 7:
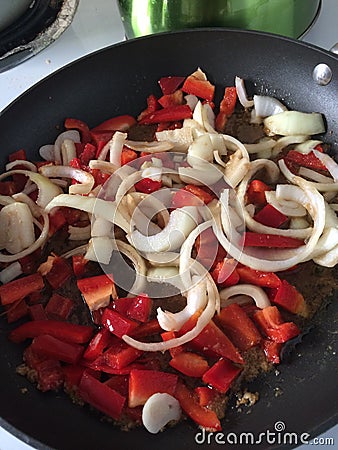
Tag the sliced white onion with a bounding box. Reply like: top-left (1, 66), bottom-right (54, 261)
top-left (299, 166), bottom-right (333, 183)
top-left (5, 160), bottom-right (37, 172)
top-left (219, 284), bottom-right (271, 309)
top-left (224, 152), bottom-right (250, 189)
top-left (91, 217), bottom-right (113, 238)
top-left (142, 393), bottom-right (181, 434)
top-left (253, 95), bottom-right (287, 118)
top-left (245, 138), bottom-right (276, 154)
top-left (312, 149), bottom-right (338, 181)
top-left (192, 101), bottom-right (216, 133)
top-left (179, 163), bottom-right (224, 186)
top-left (0, 202), bottom-right (35, 254)
top-left (85, 236), bottom-right (114, 265)
top-left (313, 244), bottom-right (338, 267)
top-left (156, 127), bottom-right (193, 152)
top-left (61, 139), bottom-right (77, 166)
top-left (184, 94), bottom-right (199, 111)
top-left (68, 224), bottom-right (91, 241)
top-left (264, 111), bottom-right (325, 136)
top-left (39, 165), bottom-right (94, 195)
top-left (39, 144), bottom-right (55, 162)
top-left (89, 160), bottom-right (118, 174)
top-left (271, 135), bottom-right (309, 157)
top-left (147, 266), bottom-right (182, 292)
top-left (266, 189), bottom-right (307, 217)
top-left (109, 131), bottom-right (127, 167)
top-left (0, 261), bottom-right (23, 284)
top-left (235, 76), bottom-right (254, 108)
top-left (187, 133), bottom-right (214, 165)
top-left (125, 140), bottom-right (173, 153)
top-left (295, 139), bottom-right (322, 154)
top-left (12, 193), bottom-right (43, 218)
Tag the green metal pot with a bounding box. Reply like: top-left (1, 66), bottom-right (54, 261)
top-left (117, 0), bottom-right (321, 39)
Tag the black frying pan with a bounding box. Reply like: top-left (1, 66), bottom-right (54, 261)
top-left (0, 29), bottom-right (337, 450)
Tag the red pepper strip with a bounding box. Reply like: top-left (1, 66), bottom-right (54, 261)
top-left (158, 90), bottom-right (184, 108)
top-left (31, 334), bottom-right (84, 365)
top-left (262, 339), bottom-right (282, 364)
top-left (0, 273), bottom-right (44, 306)
top-left (181, 76), bottom-right (215, 102)
top-left (64, 118), bottom-right (91, 143)
top-left (246, 179), bottom-right (271, 206)
top-left (72, 254), bottom-right (89, 277)
top-left (29, 304), bottom-right (47, 321)
top-left (9, 320), bottom-right (93, 344)
top-left (190, 320), bottom-right (244, 365)
top-left (134, 178), bottom-right (162, 194)
top-left (254, 204), bottom-right (288, 228)
top-left (63, 365), bottom-right (88, 388)
top-left (77, 274), bottom-right (116, 311)
top-left (121, 148), bottom-right (138, 166)
top-left (158, 76), bottom-right (185, 95)
top-left (91, 115), bottom-right (136, 132)
top-left (220, 87), bottom-right (237, 116)
top-left (161, 331), bottom-right (184, 357)
top-left (83, 328), bottom-right (114, 361)
top-left (79, 371), bottom-right (126, 420)
top-left (128, 369), bottom-right (178, 407)
top-left (90, 130), bottom-right (114, 148)
top-left (98, 341), bottom-right (143, 370)
top-left (184, 184), bottom-right (214, 204)
top-left (202, 358), bottom-right (242, 393)
top-left (169, 351), bottom-right (209, 377)
top-left (284, 149), bottom-right (327, 172)
top-left (171, 189), bottom-right (205, 209)
top-left (236, 265), bottom-right (281, 288)
top-left (138, 94), bottom-right (161, 121)
top-left (195, 386), bottom-right (219, 407)
top-left (45, 293), bottom-right (74, 321)
top-left (242, 232), bottom-right (304, 248)
top-left (253, 306), bottom-right (301, 343)
top-left (138, 104), bottom-right (192, 125)
top-left (101, 308), bottom-right (139, 339)
top-left (44, 256), bottom-right (73, 290)
top-left (79, 142), bottom-right (96, 166)
top-left (5, 299), bottom-right (28, 323)
top-left (48, 209), bottom-right (67, 236)
top-left (195, 228), bottom-right (226, 270)
top-left (216, 303), bottom-right (262, 352)
top-left (129, 318), bottom-right (162, 338)
top-left (211, 259), bottom-right (240, 287)
top-left (268, 279), bottom-right (308, 317)
top-left (174, 380), bottom-right (221, 431)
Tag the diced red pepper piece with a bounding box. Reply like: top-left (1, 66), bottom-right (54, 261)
top-left (129, 318), bottom-right (162, 339)
top-left (102, 308), bottom-right (139, 339)
top-left (90, 130), bottom-right (114, 148)
top-left (48, 208), bottom-right (67, 235)
top-left (29, 304), bottom-right (47, 321)
top-left (191, 320), bottom-right (244, 365)
top-left (8, 149), bottom-right (28, 191)
top-left (79, 142), bottom-right (96, 166)
top-left (111, 297), bottom-right (134, 317)
top-left (284, 149), bottom-right (327, 172)
top-left (242, 232), bottom-right (304, 248)
top-left (138, 94), bottom-right (161, 121)
top-left (215, 111), bottom-right (228, 133)
top-left (158, 90), bottom-right (184, 108)
top-left (36, 359), bottom-right (64, 392)
top-left (69, 156), bottom-right (82, 168)
top-left (26, 291), bottom-right (43, 305)
top-left (253, 306), bottom-right (300, 343)
top-left (19, 249), bottom-right (42, 274)
top-left (104, 375), bottom-right (129, 397)
top-left (63, 365), bottom-right (87, 388)
top-left (161, 331), bottom-right (183, 357)
top-left (40, 256), bottom-right (73, 290)
top-left (0, 181), bottom-right (16, 195)
top-left (138, 105), bottom-right (192, 125)
top-left (236, 265), bottom-right (281, 288)
top-left (0, 273), bottom-right (44, 306)
top-left (45, 293), bottom-right (74, 321)
top-left (246, 179), bottom-right (271, 206)
top-left (254, 204), bottom-right (288, 228)
top-left (64, 118), bottom-right (91, 144)
top-left (174, 380), bottom-right (221, 431)
top-left (184, 184), bottom-right (214, 204)
top-left (126, 294), bottom-right (152, 323)
top-left (91, 115), bottom-right (136, 132)
top-left (182, 76), bottom-right (215, 102)
top-left (134, 178), bottom-right (162, 194)
top-left (262, 339), bottom-right (282, 364)
top-left (195, 386), bottom-right (219, 407)
top-left (216, 303), bottom-right (262, 351)
top-left (268, 279), bottom-right (308, 317)
top-left (83, 328), bottom-right (114, 361)
top-left (5, 299), bottom-right (28, 323)
top-left (177, 310), bottom-right (202, 335)
top-left (158, 76), bottom-right (185, 95)
top-left (171, 189), bottom-right (204, 209)
top-left (121, 148), bottom-right (138, 166)
top-left (72, 254), bottom-right (89, 277)
top-left (9, 149), bottom-right (26, 162)
top-left (79, 371), bottom-right (126, 419)
top-left (9, 320), bottom-right (93, 344)
top-left (169, 351), bottom-right (209, 377)
top-left (24, 345), bottom-right (48, 370)
top-left (31, 334), bottom-right (84, 365)
top-left (211, 259), bottom-right (240, 287)
top-left (195, 228), bottom-right (226, 269)
top-left (99, 341), bottom-right (143, 369)
top-left (219, 87), bottom-right (237, 116)
top-left (77, 274), bottom-right (116, 311)
top-left (128, 369), bottom-right (178, 407)
top-left (202, 358), bottom-right (241, 393)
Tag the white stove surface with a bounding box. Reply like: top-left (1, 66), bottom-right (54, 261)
top-left (0, 0), bottom-right (337, 448)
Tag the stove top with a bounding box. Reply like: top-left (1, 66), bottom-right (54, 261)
top-left (0, 0), bottom-right (337, 448)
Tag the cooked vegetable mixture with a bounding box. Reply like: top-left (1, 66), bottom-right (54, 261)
top-left (0, 68), bottom-right (337, 433)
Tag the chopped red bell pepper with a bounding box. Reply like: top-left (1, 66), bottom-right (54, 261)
top-left (9, 149), bottom-right (26, 162)
top-left (72, 254), bottom-right (89, 277)
top-left (36, 359), bottom-right (64, 392)
top-left (181, 76), bottom-right (215, 102)
top-left (101, 308), bottom-right (139, 339)
top-left (195, 386), bottom-right (219, 407)
top-left (24, 344), bottom-right (48, 370)
top-left (126, 294), bottom-right (152, 323)
top-left (121, 148), bottom-right (138, 166)
top-left (48, 209), bottom-right (67, 235)
top-left (262, 339), bottom-right (282, 364)
top-left (79, 142), bottom-right (96, 166)
top-left (134, 178), bottom-right (162, 194)
top-left (220, 87), bottom-right (237, 116)
top-left (19, 249), bottom-right (42, 274)
top-left (45, 293), bottom-right (74, 321)
top-left (79, 371), bottom-right (126, 419)
top-left (202, 358), bottom-right (241, 393)
top-left (158, 90), bottom-right (184, 108)
top-left (111, 297), bottom-right (134, 317)
top-left (0, 181), bottom-right (16, 195)
top-left (211, 259), bottom-right (240, 287)
top-left (129, 318), bottom-right (162, 338)
top-left (171, 189), bottom-right (204, 209)
top-left (236, 265), bottom-right (281, 288)
top-left (138, 94), bottom-right (161, 121)
top-left (104, 375), bottom-right (129, 397)
top-left (77, 274), bottom-right (116, 311)
top-left (169, 351), bottom-right (209, 377)
top-left (90, 130), bottom-right (114, 148)
top-left (9, 320), bottom-right (93, 344)
top-left (191, 320), bottom-right (244, 365)
top-left (128, 369), bottom-right (178, 407)
top-left (246, 179), bottom-right (271, 206)
top-left (161, 330), bottom-right (184, 357)
top-left (91, 115), bottom-right (136, 132)
top-left (29, 304), bottom-right (47, 321)
top-left (83, 328), bottom-right (114, 361)
top-left (253, 306), bottom-right (300, 343)
top-left (195, 228), bottom-right (226, 270)
top-left (184, 184), bottom-right (214, 204)
top-left (40, 255), bottom-right (73, 290)
top-left (174, 380), bottom-right (221, 431)
top-left (5, 299), bottom-right (28, 323)
top-left (284, 149), bottom-right (327, 172)
top-left (8, 149), bottom-right (28, 191)
top-left (216, 303), bottom-right (262, 352)
top-left (30, 334), bottom-right (84, 365)
top-left (138, 104), bottom-right (192, 125)
top-left (242, 232), bottom-right (304, 248)
top-left (254, 204), bottom-right (288, 228)
top-left (158, 76), bottom-right (185, 95)
top-left (98, 341), bottom-right (143, 370)
top-left (63, 365), bottom-right (88, 388)
top-left (268, 279), bottom-right (308, 317)
top-left (0, 273), bottom-right (44, 306)
top-left (64, 118), bottom-right (91, 144)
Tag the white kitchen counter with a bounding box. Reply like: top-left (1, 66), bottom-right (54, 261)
top-left (0, 0), bottom-right (337, 448)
